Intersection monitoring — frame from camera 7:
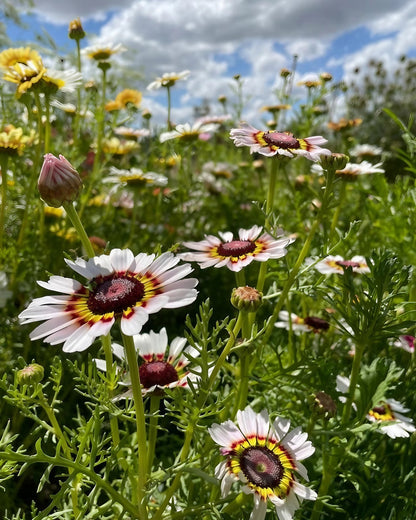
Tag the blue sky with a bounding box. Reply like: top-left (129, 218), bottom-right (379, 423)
top-left (4, 0), bottom-right (416, 126)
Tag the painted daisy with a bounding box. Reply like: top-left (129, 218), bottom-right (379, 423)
top-left (336, 375), bottom-right (415, 439)
top-left (18, 249), bottom-right (198, 353)
top-left (179, 225), bottom-right (294, 272)
top-left (312, 255), bottom-right (370, 275)
top-left (146, 70), bottom-right (190, 90)
top-left (95, 327), bottom-right (200, 396)
top-left (275, 311), bottom-right (329, 333)
top-left (230, 123), bottom-right (331, 161)
top-left (40, 68), bottom-right (83, 94)
top-left (209, 406), bottom-right (317, 520)
top-left (394, 335), bottom-right (415, 354)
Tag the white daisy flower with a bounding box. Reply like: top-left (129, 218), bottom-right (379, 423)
top-left (19, 249), bottom-right (198, 353)
top-left (209, 406), bottom-right (317, 520)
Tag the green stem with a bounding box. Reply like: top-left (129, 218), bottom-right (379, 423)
top-left (310, 438), bottom-right (337, 520)
top-left (72, 39), bottom-right (82, 149)
top-left (63, 201), bottom-right (95, 257)
top-left (329, 181), bottom-right (346, 243)
top-left (147, 395), bottom-right (161, 476)
top-left (166, 86), bottom-right (172, 130)
top-left (152, 315), bottom-right (243, 520)
top-left (38, 390), bottom-right (80, 517)
top-left (341, 342), bottom-right (364, 426)
top-left (44, 94), bottom-right (51, 154)
top-left (0, 154), bottom-right (9, 250)
top-left (101, 333), bottom-right (121, 447)
top-left (122, 333), bottom-right (148, 519)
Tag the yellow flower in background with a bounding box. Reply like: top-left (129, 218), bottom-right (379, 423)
top-left (0, 47), bottom-right (42, 69)
top-left (115, 89), bottom-right (142, 108)
top-left (101, 137), bottom-right (139, 155)
top-left (0, 125), bottom-right (32, 156)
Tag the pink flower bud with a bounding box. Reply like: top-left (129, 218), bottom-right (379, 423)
top-left (38, 153), bottom-right (82, 207)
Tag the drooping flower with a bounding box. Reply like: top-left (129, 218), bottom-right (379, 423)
top-left (19, 249), bottom-right (198, 353)
top-left (275, 311), bottom-right (329, 333)
top-left (312, 255), bottom-right (370, 275)
top-left (179, 225), bottom-right (294, 272)
top-left (146, 70), bottom-right (190, 90)
top-left (209, 406), bottom-right (317, 520)
top-left (95, 328), bottom-right (200, 396)
top-left (394, 335), bottom-right (415, 354)
top-left (160, 122), bottom-right (219, 143)
top-left (230, 123), bottom-right (331, 161)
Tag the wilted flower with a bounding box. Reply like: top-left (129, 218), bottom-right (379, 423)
top-left (38, 153), bottom-right (82, 207)
top-left (230, 123), bottom-right (331, 161)
top-left (179, 225), bottom-right (294, 272)
top-left (209, 406), bottom-right (317, 520)
top-left (19, 248), bottom-right (198, 353)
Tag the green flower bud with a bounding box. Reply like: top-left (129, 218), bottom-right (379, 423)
top-left (17, 363), bottom-right (44, 386)
top-left (319, 153), bottom-right (349, 171)
top-left (231, 286), bottom-right (263, 312)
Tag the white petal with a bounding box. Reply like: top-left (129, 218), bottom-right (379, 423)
top-left (38, 276), bottom-right (82, 294)
top-left (110, 248), bottom-right (135, 272)
top-left (120, 308), bottom-right (149, 335)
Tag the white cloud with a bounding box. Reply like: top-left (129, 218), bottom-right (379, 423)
top-left (26, 0), bottom-right (416, 126)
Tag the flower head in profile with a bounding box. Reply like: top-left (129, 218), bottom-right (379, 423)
top-left (209, 406), bottom-right (317, 520)
top-left (100, 137), bottom-right (139, 155)
top-left (312, 255), bottom-right (370, 275)
top-left (230, 123), bottom-right (331, 161)
top-left (19, 249), bottom-right (198, 352)
top-left (147, 70), bottom-right (190, 90)
top-left (82, 42), bottom-right (126, 61)
top-left (0, 125), bottom-right (31, 156)
top-left (275, 311), bottom-right (329, 333)
top-left (179, 225), bottom-right (294, 272)
top-left (95, 328), bottom-right (200, 396)
top-left (107, 166), bottom-right (168, 189)
top-left (114, 127), bottom-right (150, 140)
top-left (160, 122), bottom-right (219, 143)
top-left (1, 57), bottom-right (46, 97)
top-left (350, 144), bottom-right (383, 159)
top-left (39, 69), bottom-right (83, 95)
top-left (336, 161), bottom-right (384, 180)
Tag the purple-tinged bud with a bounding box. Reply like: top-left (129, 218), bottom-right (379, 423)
top-left (38, 153), bottom-right (82, 207)
top-left (17, 363), bottom-right (44, 386)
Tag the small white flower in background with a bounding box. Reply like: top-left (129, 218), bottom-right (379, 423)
top-left (336, 375), bottom-right (415, 438)
top-left (350, 144), bottom-right (383, 158)
top-left (146, 70), bottom-right (190, 90)
top-left (209, 406), bottom-right (317, 520)
top-left (94, 328), bottom-right (200, 397)
top-left (82, 42), bottom-right (126, 61)
top-left (160, 121), bottom-right (219, 143)
top-left (106, 166), bottom-right (168, 188)
top-left (394, 335), bottom-right (415, 354)
top-left (275, 311), bottom-right (329, 333)
top-left (336, 161), bottom-right (384, 178)
top-left (311, 255), bottom-right (370, 275)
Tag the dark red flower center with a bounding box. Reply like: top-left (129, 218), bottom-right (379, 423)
top-left (304, 316), bottom-right (330, 331)
top-left (372, 404), bottom-right (388, 415)
top-left (139, 361), bottom-right (178, 388)
top-left (336, 260), bottom-right (361, 268)
top-left (88, 275), bottom-right (144, 315)
top-left (240, 446), bottom-right (283, 489)
top-left (217, 240), bottom-right (256, 257)
top-left (263, 132), bottom-right (300, 149)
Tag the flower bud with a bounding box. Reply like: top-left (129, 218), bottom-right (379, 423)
top-left (319, 153), bottom-right (349, 171)
top-left (68, 17), bottom-right (85, 41)
top-left (17, 363), bottom-right (44, 386)
top-left (231, 286), bottom-right (263, 312)
top-left (38, 153), bottom-right (82, 207)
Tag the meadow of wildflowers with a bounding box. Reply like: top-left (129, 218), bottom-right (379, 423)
top-left (1, 16), bottom-right (416, 520)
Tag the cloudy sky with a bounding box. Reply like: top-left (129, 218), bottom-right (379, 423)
top-left (6, 0), bottom-right (416, 126)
